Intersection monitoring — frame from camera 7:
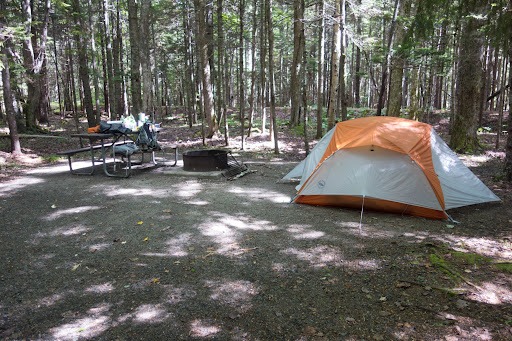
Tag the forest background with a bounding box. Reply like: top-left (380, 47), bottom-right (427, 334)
top-left (1, 0), bottom-right (512, 180)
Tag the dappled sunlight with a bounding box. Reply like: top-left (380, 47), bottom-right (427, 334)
top-left (216, 212), bottom-right (277, 231)
top-left (36, 292), bottom-right (68, 308)
top-left (49, 305), bottom-right (111, 341)
top-left (286, 224), bottom-right (325, 239)
top-left (188, 200), bottom-right (210, 205)
top-left (143, 233), bottom-right (193, 257)
top-left (100, 185), bottom-right (170, 198)
top-left (228, 186), bottom-right (291, 204)
top-left (85, 282), bottom-right (115, 294)
top-left (467, 281), bottom-right (512, 305)
top-left (25, 163), bottom-right (73, 175)
top-left (198, 219), bottom-right (239, 255)
top-left (281, 245), bottom-right (344, 268)
top-left (343, 259), bottom-right (381, 271)
top-left (132, 303), bottom-right (171, 324)
top-left (165, 285), bottom-right (197, 304)
top-left (190, 319), bottom-right (221, 338)
top-left (401, 231), bottom-right (432, 242)
top-left (441, 236), bottom-right (512, 260)
top-left (197, 213), bottom-right (276, 256)
top-left (43, 205), bottom-right (102, 221)
top-left (0, 176), bottom-right (44, 197)
top-left (175, 180), bottom-right (203, 198)
top-left (431, 313), bottom-right (494, 340)
top-left (206, 279), bottom-right (259, 313)
top-left (86, 242), bottom-right (112, 252)
top-left (459, 153), bottom-right (495, 168)
top-left (49, 224), bottom-right (90, 237)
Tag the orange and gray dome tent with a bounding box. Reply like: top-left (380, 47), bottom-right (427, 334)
top-left (282, 116), bottom-right (500, 219)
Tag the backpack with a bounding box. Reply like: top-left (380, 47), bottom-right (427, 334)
top-left (136, 122), bottom-right (160, 150)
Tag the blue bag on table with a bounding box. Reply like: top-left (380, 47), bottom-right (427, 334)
top-left (99, 121), bottom-right (131, 135)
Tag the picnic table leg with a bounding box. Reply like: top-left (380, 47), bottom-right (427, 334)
top-left (100, 137), bottom-right (132, 178)
top-left (66, 154), bottom-right (95, 175)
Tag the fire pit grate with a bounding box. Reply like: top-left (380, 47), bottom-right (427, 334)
top-left (223, 153), bottom-right (249, 180)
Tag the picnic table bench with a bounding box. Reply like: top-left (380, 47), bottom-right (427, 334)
top-left (58, 131), bottom-right (178, 178)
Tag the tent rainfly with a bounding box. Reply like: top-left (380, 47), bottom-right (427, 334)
top-left (283, 116), bottom-right (500, 219)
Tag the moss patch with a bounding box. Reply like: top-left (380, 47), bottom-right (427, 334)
top-left (450, 251), bottom-right (491, 266)
top-left (495, 263), bottom-right (512, 273)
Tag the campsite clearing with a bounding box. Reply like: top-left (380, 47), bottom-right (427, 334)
top-left (0, 114), bottom-right (511, 340)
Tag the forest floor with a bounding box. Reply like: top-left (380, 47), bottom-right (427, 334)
top-left (0, 110), bottom-right (511, 341)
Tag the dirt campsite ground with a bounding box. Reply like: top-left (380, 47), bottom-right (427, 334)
top-left (0, 112), bottom-right (511, 340)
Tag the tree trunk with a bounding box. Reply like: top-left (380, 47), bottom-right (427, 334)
top-left (216, 0), bottom-right (229, 144)
top-left (127, 0), bottom-right (142, 116)
top-left (289, 0), bottom-right (304, 127)
top-left (72, 0), bottom-right (96, 127)
top-left (182, 2), bottom-right (195, 127)
top-left (141, 0), bottom-right (154, 115)
top-left (387, 0), bottom-right (412, 117)
top-left (376, 0), bottom-right (400, 116)
top-left (1, 13), bottom-right (22, 154)
top-left (266, 0), bottom-right (279, 153)
top-left (21, 0), bottom-right (51, 129)
top-left (101, 0), bottom-right (115, 119)
top-left (450, 1), bottom-right (487, 153)
top-left (87, 0), bottom-right (101, 122)
top-left (260, 0), bottom-right (267, 135)
top-left (247, 1), bottom-right (258, 138)
top-left (113, 0), bottom-right (125, 118)
top-left (339, 0), bottom-right (347, 121)
top-left (354, 0), bottom-right (362, 108)
top-left (327, 0), bottom-right (341, 130)
top-left (505, 0), bottom-right (512, 181)
top-left (239, 0), bottom-right (246, 149)
top-left (315, 1), bottom-right (325, 139)
top-left (194, 0), bottom-right (218, 138)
